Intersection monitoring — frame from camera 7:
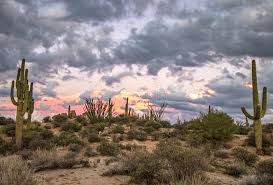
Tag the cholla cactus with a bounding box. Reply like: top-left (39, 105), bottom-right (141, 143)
top-left (10, 59), bottom-right (34, 148)
top-left (241, 60), bottom-right (267, 154)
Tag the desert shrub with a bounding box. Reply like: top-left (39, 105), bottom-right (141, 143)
top-left (52, 114), bottom-right (68, 127)
top-left (160, 120), bottom-right (172, 128)
top-left (0, 117), bottom-right (15, 125)
top-left (263, 123), bottom-right (273, 133)
top-left (30, 149), bottom-right (89, 171)
top-left (22, 127), bottom-right (55, 150)
top-left (110, 116), bottom-right (131, 125)
top-left (76, 115), bottom-right (88, 125)
top-left (186, 132), bottom-right (207, 147)
top-left (224, 164), bottom-right (247, 177)
top-left (135, 119), bottom-right (146, 127)
top-left (143, 126), bottom-right (156, 134)
top-left (188, 109), bottom-right (236, 142)
top-left (214, 150), bottom-right (229, 159)
top-left (235, 124), bottom-right (251, 135)
top-left (0, 137), bottom-right (14, 155)
top-left (239, 175), bottom-right (259, 185)
top-left (119, 143), bottom-right (142, 151)
top-left (256, 159), bottom-right (273, 185)
top-left (232, 147), bottom-right (258, 166)
top-left (128, 129), bottom-right (148, 141)
top-left (68, 143), bottom-right (82, 152)
top-left (113, 125), bottom-right (125, 134)
top-left (42, 116), bottom-right (52, 123)
top-left (1, 124), bottom-right (15, 137)
top-left (246, 132), bottom-right (273, 153)
top-left (61, 122), bottom-right (82, 132)
top-left (105, 140), bottom-right (208, 185)
top-left (87, 132), bottom-right (101, 143)
top-left (171, 174), bottom-right (210, 185)
top-left (0, 157), bottom-right (38, 185)
top-left (97, 141), bottom-right (119, 156)
top-left (84, 146), bottom-right (97, 157)
top-left (145, 120), bottom-right (162, 129)
top-left (56, 131), bottom-right (82, 146)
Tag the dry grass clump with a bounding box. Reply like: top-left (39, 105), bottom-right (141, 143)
top-left (0, 156), bottom-right (38, 185)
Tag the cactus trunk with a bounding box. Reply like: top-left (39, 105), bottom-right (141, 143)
top-left (15, 103), bottom-right (23, 148)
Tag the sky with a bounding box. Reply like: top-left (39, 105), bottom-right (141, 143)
top-left (1, 0), bottom-right (273, 123)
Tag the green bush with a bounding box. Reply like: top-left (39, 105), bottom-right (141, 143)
top-left (128, 129), bottom-right (148, 141)
top-left (22, 127), bottom-right (55, 150)
top-left (56, 132), bottom-right (82, 146)
top-left (42, 116), bottom-right (52, 123)
top-left (0, 137), bottom-right (14, 155)
top-left (224, 164), bottom-right (246, 177)
top-left (188, 109), bottom-right (236, 142)
top-left (113, 125), bottom-right (125, 134)
top-left (232, 147), bottom-right (258, 166)
top-left (145, 120), bottom-right (162, 129)
top-left (61, 122), bottom-right (82, 132)
top-left (256, 159), bottom-right (273, 185)
top-left (87, 133), bottom-right (101, 143)
top-left (52, 114), bottom-right (68, 127)
top-left (97, 141), bottom-right (119, 156)
top-left (1, 124), bottom-right (15, 137)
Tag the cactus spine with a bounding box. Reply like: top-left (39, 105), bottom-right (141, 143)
top-left (125, 97), bottom-right (129, 116)
top-left (241, 60), bottom-right (267, 154)
top-left (10, 59), bottom-right (34, 149)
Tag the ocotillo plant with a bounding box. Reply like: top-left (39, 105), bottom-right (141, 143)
top-left (10, 59), bottom-right (34, 148)
top-left (241, 60), bottom-right (267, 154)
top-left (124, 97), bottom-right (129, 116)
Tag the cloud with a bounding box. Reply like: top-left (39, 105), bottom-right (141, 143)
top-left (101, 72), bottom-right (132, 85)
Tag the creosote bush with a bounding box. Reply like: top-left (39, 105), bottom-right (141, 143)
top-left (232, 147), bottom-right (258, 166)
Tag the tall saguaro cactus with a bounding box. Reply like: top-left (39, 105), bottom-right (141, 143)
top-left (124, 97), bottom-right (129, 116)
top-left (10, 59), bottom-right (34, 149)
top-left (241, 60), bottom-right (267, 154)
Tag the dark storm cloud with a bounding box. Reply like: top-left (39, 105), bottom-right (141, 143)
top-left (101, 72), bottom-right (132, 86)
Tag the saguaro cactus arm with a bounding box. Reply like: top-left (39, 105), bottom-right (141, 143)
top-left (10, 81), bottom-right (18, 106)
top-left (241, 107), bottom-right (254, 120)
top-left (261, 87), bottom-right (267, 117)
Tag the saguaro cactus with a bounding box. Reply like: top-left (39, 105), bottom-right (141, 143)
top-left (125, 97), bottom-right (129, 116)
top-left (241, 60), bottom-right (267, 154)
top-left (10, 59), bottom-right (34, 149)
top-left (108, 98), bottom-right (113, 119)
